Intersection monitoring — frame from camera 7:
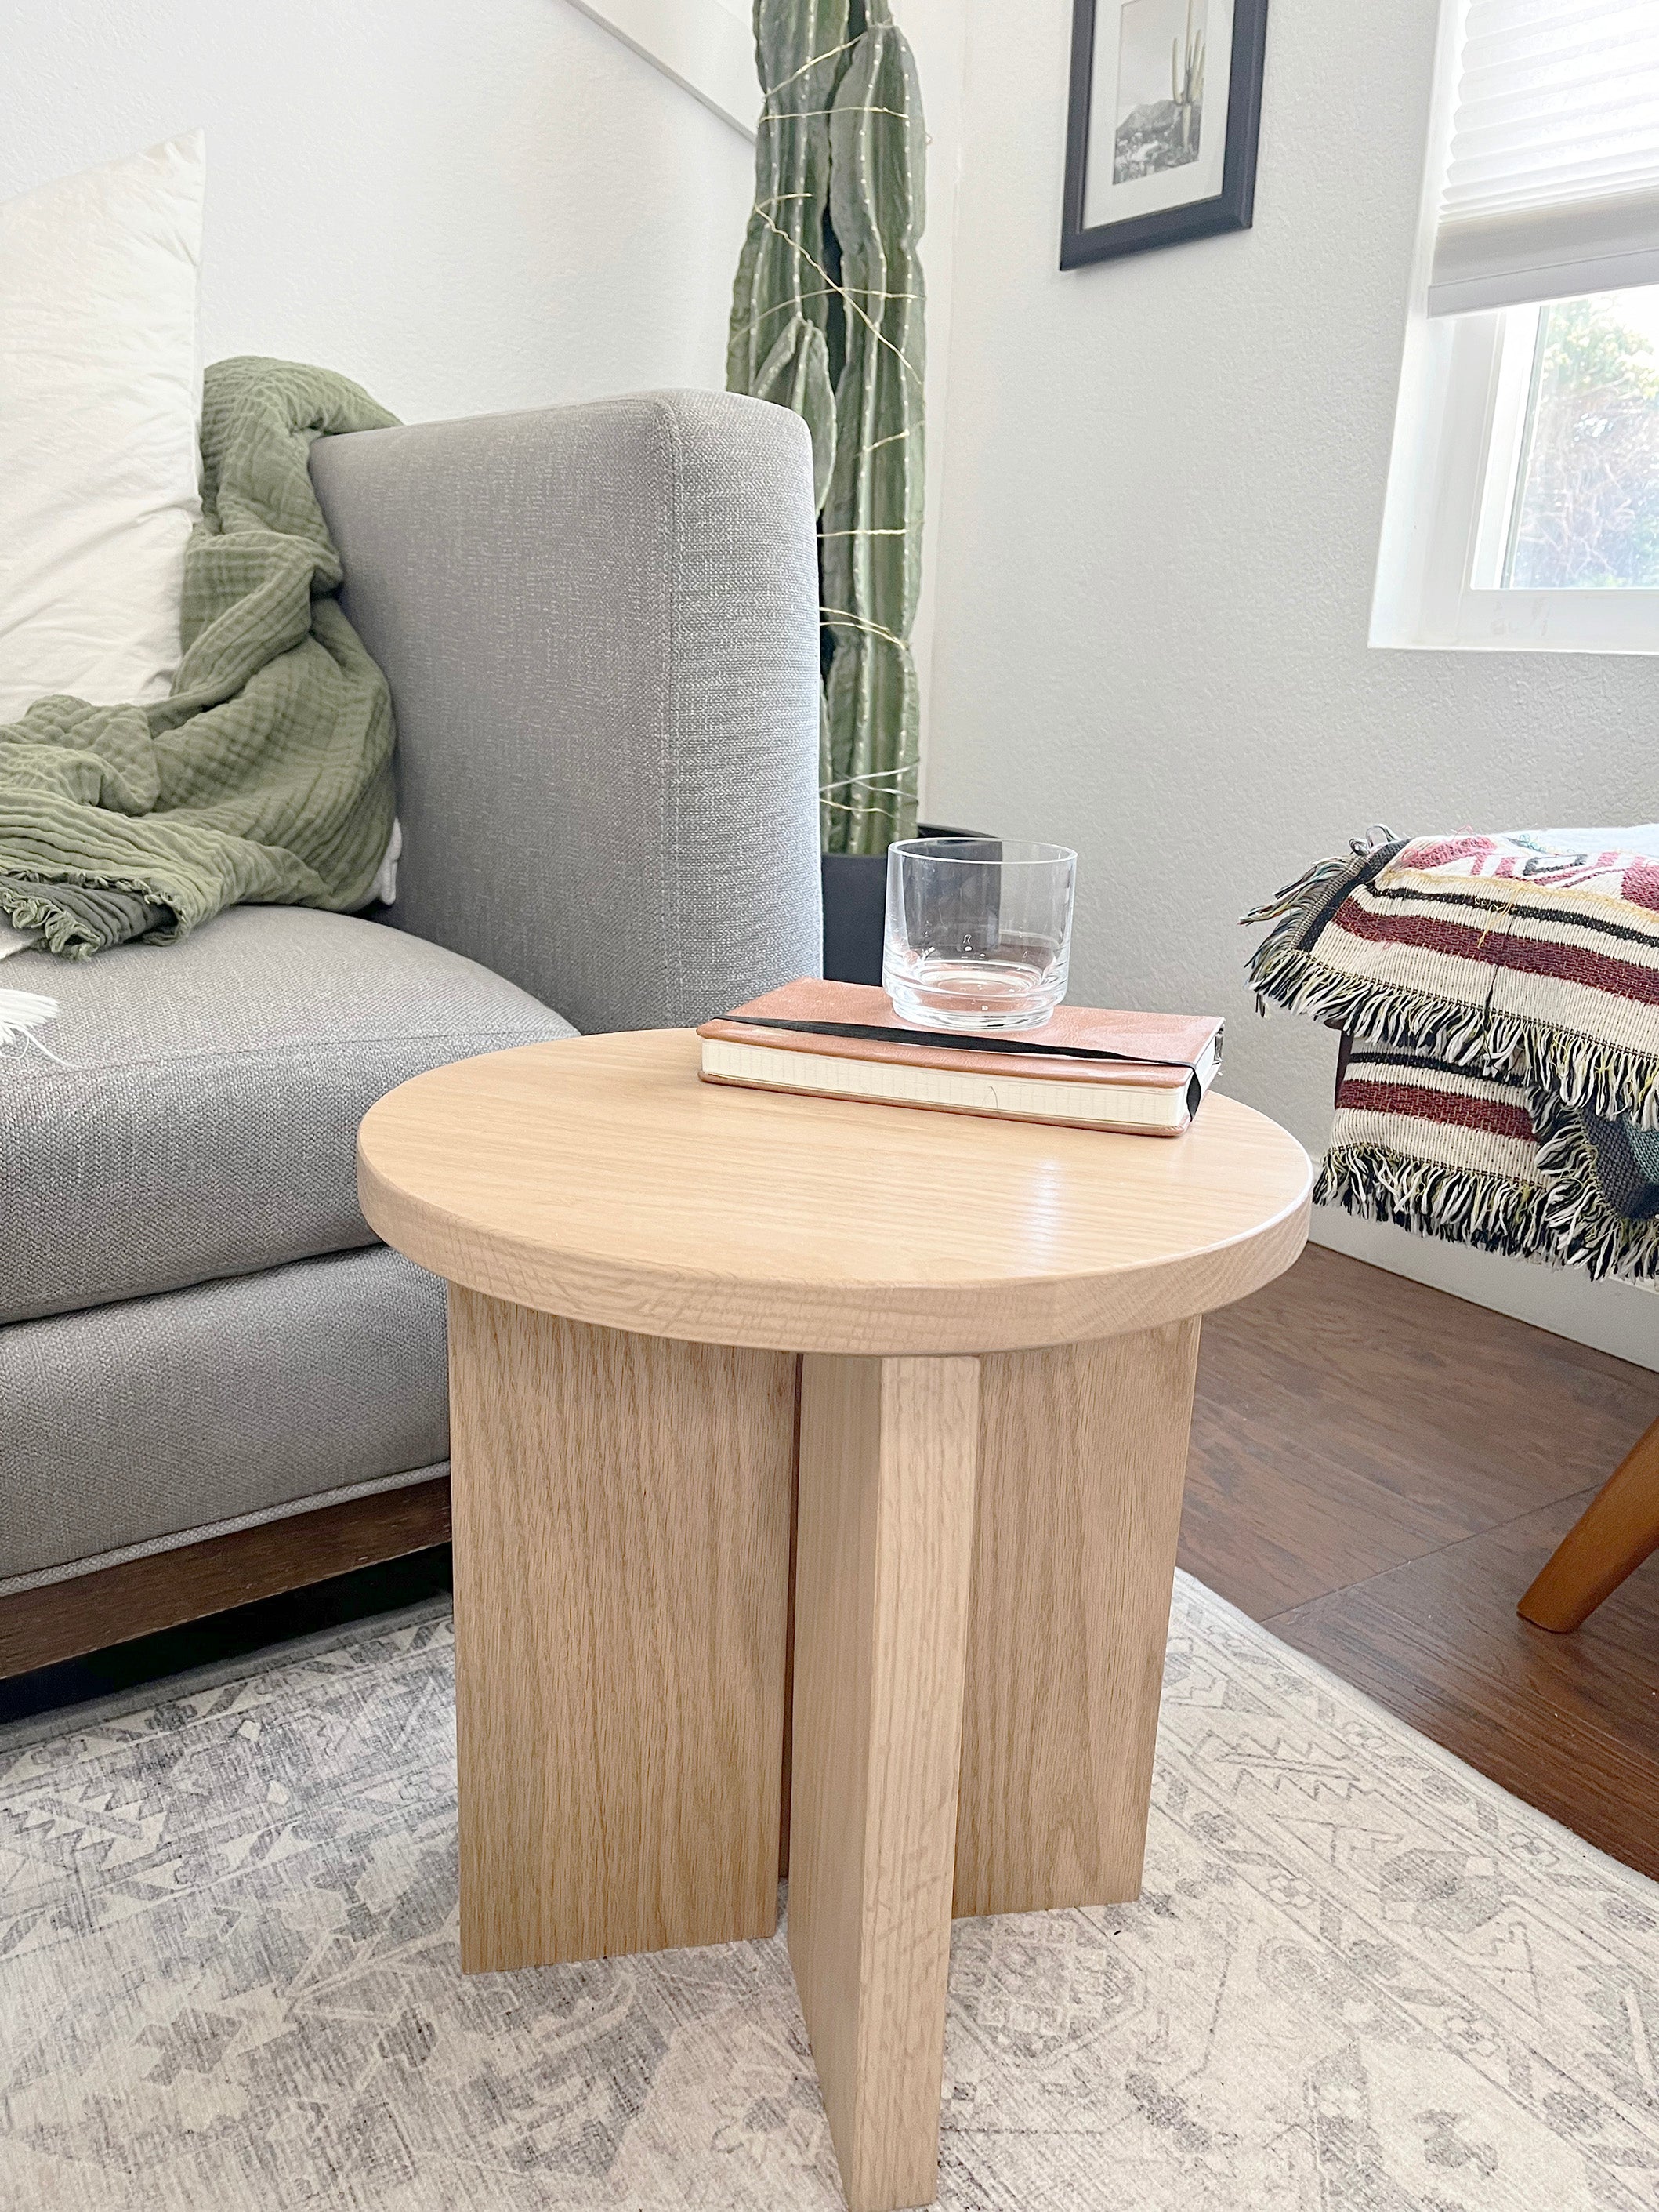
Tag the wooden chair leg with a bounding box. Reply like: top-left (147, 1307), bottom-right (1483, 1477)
top-left (1519, 1413), bottom-right (1659, 1633)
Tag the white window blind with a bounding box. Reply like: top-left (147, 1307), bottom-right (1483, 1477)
top-left (1429, 0), bottom-right (1659, 316)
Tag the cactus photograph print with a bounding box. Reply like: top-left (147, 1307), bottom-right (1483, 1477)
top-left (1112, 0), bottom-right (1208, 183)
top-left (1060, 0), bottom-right (1268, 270)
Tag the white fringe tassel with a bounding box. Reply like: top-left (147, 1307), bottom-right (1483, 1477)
top-left (0, 988), bottom-right (61, 1052)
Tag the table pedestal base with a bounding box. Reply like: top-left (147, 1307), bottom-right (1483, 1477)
top-left (956, 1322), bottom-right (1203, 1917)
top-left (447, 1288), bottom-right (796, 1971)
top-left (447, 1297), bottom-right (1201, 2212)
top-left (789, 1353), bottom-right (983, 2212)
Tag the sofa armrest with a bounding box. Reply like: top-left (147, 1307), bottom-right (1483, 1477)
top-left (310, 390), bottom-right (822, 1032)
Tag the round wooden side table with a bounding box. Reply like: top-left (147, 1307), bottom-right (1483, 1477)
top-left (358, 1028), bottom-right (1311, 2212)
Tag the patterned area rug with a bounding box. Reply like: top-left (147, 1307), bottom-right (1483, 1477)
top-left (3, 1575), bottom-right (1656, 2211)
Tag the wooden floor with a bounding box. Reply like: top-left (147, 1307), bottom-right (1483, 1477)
top-left (1184, 1242), bottom-right (1659, 1882)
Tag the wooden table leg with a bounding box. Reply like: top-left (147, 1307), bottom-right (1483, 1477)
top-left (788, 1352), bottom-right (981, 2212)
top-left (954, 1318), bottom-right (1201, 1917)
top-left (447, 1287), bottom-right (796, 1971)
top-left (1519, 1411), bottom-right (1659, 1632)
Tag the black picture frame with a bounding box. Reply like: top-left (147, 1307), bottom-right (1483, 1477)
top-left (1060, 0), bottom-right (1268, 271)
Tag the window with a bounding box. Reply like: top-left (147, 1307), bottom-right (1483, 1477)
top-left (1506, 288), bottom-right (1659, 589)
top-left (1373, 2), bottom-right (1659, 651)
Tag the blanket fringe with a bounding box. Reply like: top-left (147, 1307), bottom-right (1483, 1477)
top-left (1239, 848), bottom-right (1357, 928)
top-left (1316, 1145), bottom-right (1559, 1263)
top-left (1533, 1097), bottom-right (1659, 1282)
top-left (1248, 936), bottom-right (1659, 1131)
top-left (0, 891), bottom-right (100, 960)
top-left (1248, 832), bottom-right (1659, 1285)
top-left (0, 870), bottom-right (179, 961)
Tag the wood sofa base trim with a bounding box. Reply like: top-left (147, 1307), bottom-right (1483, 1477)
top-left (0, 1475), bottom-right (453, 1680)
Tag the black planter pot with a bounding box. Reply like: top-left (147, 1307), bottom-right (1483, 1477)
top-left (820, 850), bottom-right (888, 985)
top-left (820, 824), bottom-right (988, 987)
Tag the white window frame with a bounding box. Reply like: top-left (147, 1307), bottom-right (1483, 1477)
top-left (1371, 0), bottom-right (1659, 657)
top-left (1372, 292), bottom-right (1659, 655)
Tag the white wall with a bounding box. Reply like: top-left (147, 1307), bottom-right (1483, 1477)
top-left (1, 0), bottom-right (755, 422)
top-left (922, 0), bottom-right (1657, 1369)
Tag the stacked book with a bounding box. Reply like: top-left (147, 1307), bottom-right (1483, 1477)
top-left (697, 980), bottom-right (1223, 1137)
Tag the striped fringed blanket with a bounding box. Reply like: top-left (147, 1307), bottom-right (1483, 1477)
top-left (1244, 829), bottom-right (1659, 1282)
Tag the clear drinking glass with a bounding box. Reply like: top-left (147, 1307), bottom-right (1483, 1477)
top-left (882, 837), bottom-right (1077, 1031)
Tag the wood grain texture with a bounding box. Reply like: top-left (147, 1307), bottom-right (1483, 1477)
top-left (447, 1289), bottom-right (795, 1971)
top-left (358, 1029), bottom-right (1312, 1356)
top-left (788, 1354), bottom-right (980, 2212)
top-left (1181, 1242), bottom-right (1659, 1619)
top-left (780, 1365), bottom-right (802, 1883)
top-left (1183, 1242), bottom-right (1659, 1882)
top-left (1519, 1412), bottom-right (1659, 1630)
top-left (954, 1322), bottom-right (1201, 1918)
top-left (0, 1476), bottom-right (451, 1681)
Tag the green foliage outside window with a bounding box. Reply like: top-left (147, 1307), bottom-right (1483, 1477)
top-left (1508, 293), bottom-right (1659, 590)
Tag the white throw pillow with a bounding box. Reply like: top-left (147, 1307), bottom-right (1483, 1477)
top-left (0, 133), bottom-right (206, 726)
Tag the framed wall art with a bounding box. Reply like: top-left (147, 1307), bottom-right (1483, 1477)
top-left (1060, 0), bottom-right (1268, 270)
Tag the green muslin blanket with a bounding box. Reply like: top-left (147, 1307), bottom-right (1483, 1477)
top-left (0, 357), bottom-right (399, 959)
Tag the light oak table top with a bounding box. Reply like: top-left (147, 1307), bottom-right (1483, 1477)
top-left (357, 1028), bottom-right (1313, 1356)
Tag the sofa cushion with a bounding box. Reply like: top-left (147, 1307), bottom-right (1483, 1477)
top-left (0, 1245), bottom-right (449, 1588)
top-left (0, 905), bottom-right (574, 1325)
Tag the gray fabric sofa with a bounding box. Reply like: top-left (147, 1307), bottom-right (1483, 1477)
top-left (0, 389), bottom-right (822, 1668)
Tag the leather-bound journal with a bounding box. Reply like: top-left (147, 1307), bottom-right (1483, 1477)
top-left (696, 979), bottom-right (1223, 1136)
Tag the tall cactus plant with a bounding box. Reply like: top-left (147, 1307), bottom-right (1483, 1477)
top-left (727, 0), bottom-right (925, 855)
